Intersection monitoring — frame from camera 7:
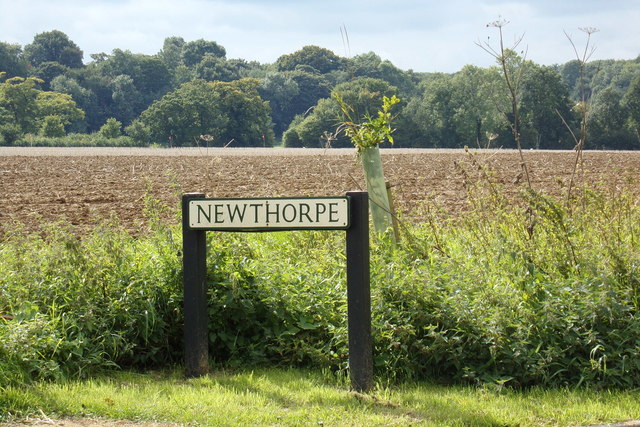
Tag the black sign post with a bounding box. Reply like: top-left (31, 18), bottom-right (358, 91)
top-left (345, 191), bottom-right (373, 392)
top-left (181, 192), bottom-right (208, 377)
top-left (182, 191), bottom-right (372, 391)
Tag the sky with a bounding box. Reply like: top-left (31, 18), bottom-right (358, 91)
top-left (1, 0), bottom-right (639, 73)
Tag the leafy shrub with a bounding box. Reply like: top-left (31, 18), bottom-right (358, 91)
top-left (203, 231), bottom-right (347, 367)
top-left (98, 118), bottom-right (122, 139)
top-left (39, 115), bottom-right (66, 137)
top-left (0, 122), bottom-right (21, 145)
top-left (2, 182), bottom-right (640, 389)
top-left (13, 132), bottom-right (145, 147)
top-left (0, 220), bottom-right (184, 386)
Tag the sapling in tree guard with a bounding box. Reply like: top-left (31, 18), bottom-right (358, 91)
top-left (336, 94), bottom-right (400, 236)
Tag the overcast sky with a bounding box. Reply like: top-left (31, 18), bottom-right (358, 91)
top-left (1, 0), bottom-right (638, 73)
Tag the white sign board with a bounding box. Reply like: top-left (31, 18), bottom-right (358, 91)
top-left (188, 197), bottom-right (350, 230)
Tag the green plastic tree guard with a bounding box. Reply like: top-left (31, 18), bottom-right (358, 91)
top-left (360, 146), bottom-right (392, 234)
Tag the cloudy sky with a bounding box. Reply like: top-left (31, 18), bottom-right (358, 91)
top-left (1, 0), bottom-right (638, 73)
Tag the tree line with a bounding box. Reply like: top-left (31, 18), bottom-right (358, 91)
top-left (1, 29), bottom-right (639, 149)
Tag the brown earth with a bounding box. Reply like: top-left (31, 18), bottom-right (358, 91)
top-left (1, 147), bottom-right (639, 236)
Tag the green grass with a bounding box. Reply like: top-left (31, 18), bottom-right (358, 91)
top-left (2, 367), bottom-right (639, 426)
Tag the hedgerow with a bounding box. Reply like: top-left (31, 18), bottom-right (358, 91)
top-left (10, 133), bottom-right (145, 147)
top-left (1, 181), bottom-right (639, 389)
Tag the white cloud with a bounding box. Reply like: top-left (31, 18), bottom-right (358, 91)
top-left (0, 0), bottom-right (638, 72)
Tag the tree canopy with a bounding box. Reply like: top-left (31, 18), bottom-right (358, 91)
top-left (0, 74), bottom-right (84, 142)
top-left (1, 29), bottom-right (640, 149)
top-left (128, 78), bottom-right (273, 147)
top-left (0, 42), bottom-right (27, 78)
top-left (276, 45), bottom-right (343, 74)
top-left (24, 30), bottom-right (83, 68)
top-left (283, 78), bottom-right (398, 148)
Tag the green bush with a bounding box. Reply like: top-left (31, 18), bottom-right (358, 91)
top-left (39, 115), bottom-right (66, 137)
top-left (0, 220), bottom-right (184, 385)
top-left (12, 133), bottom-right (146, 147)
top-left (0, 122), bottom-right (21, 145)
top-left (2, 182), bottom-right (640, 389)
top-left (98, 118), bottom-right (123, 139)
top-left (203, 231), bottom-right (348, 368)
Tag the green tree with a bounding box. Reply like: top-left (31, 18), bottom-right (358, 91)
top-left (586, 59), bottom-right (640, 97)
top-left (288, 70), bottom-right (331, 115)
top-left (259, 72), bottom-right (300, 136)
top-left (131, 78), bottom-right (273, 146)
top-left (349, 52), bottom-right (383, 77)
top-left (622, 74), bottom-right (640, 144)
top-left (449, 65), bottom-right (506, 147)
top-left (0, 76), bottom-right (42, 134)
top-left (210, 78), bottom-right (274, 146)
top-left (96, 49), bottom-right (172, 123)
top-left (129, 79), bottom-right (226, 145)
top-left (36, 91), bottom-right (85, 130)
top-left (347, 52), bottom-right (416, 96)
top-left (559, 59), bottom-right (582, 97)
top-left (267, 70), bottom-right (331, 141)
top-left (24, 30), bottom-right (83, 68)
top-left (109, 74), bottom-right (140, 124)
top-left (158, 36), bottom-right (185, 69)
top-left (520, 65), bottom-right (574, 149)
top-left (283, 97), bottom-right (336, 147)
top-left (182, 39), bottom-right (226, 67)
top-left (226, 58), bottom-right (261, 78)
top-left (39, 115), bottom-right (66, 137)
top-left (0, 102), bottom-right (21, 144)
top-left (99, 117), bottom-right (122, 138)
top-left (50, 75), bottom-right (99, 132)
top-left (276, 45), bottom-right (343, 74)
top-left (402, 73), bottom-right (457, 148)
top-left (400, 68), bottom-right (508, 148)
top-left (284, 78), bottom-right (397, 148)
top-left (560, 58), bottom-right (601, 102)
top-left (172, 65), bottom-right (194, 86)
top-left (0, 42), bottom-right (27, 78)
top-left (609, 61), bottom-right (640, 93)
top-left (194, 54), bottom-right (239, 82)
top-left (98, 49), bottom-right (172, 96)
top-left (0, 120), bottom-right (21, 144)
top-left (589, 86), bottom-right (632, 149)
top-left (0, 75), bottom-right (84, 139)
top-left (31, 61), bottom-right (69, 90)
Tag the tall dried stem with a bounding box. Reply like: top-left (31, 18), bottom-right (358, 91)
top-left (477, 18), bottom-right (531, 189)
top-left (562, 27), bottom-right (599, 209)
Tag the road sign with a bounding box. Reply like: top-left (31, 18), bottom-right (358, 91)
top-left (182, 192), bottom-right (372, 391)
top-left (188, 197), bottom-right (349, 230)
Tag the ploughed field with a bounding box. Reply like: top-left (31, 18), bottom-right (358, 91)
top-left (1, 147), bottom-right (638, 235)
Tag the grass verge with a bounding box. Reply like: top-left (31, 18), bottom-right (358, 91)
top-left (2, 367), bottom-right (640, 426)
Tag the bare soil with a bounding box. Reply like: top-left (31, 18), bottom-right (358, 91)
top-left (1, 147), bottom-right (639, 235)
